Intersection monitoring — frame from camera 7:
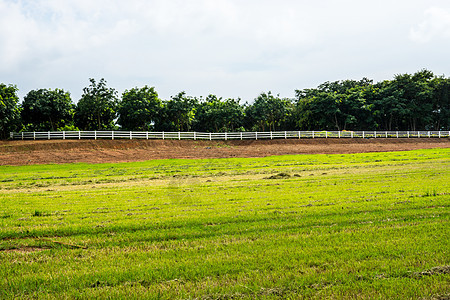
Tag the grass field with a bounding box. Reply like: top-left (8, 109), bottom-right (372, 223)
top-left (0, 149), bottom-right (449, 299)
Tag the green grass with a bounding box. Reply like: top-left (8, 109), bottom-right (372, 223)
top-left (0, 149), bottom-right (449, 299)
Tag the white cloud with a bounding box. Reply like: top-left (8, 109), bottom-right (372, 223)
top-left (1, 0), bottom-right (450, 101)
top-left (410, 6), bottom-right (450, 43)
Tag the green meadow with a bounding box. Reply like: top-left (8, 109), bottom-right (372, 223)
top-left (0, 148), bottom-right (449, 299)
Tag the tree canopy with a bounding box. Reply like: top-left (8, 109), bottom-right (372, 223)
top-left (0, 84), bottom-right (21, 139)
top-left (1, 69), bottom-right (449, 138)
top-left (21, 88), bottom-right (74, 131)
top-left (75, 78), bottom-right (118, 130)
top-left (117, 86), bottom-right (161, 131)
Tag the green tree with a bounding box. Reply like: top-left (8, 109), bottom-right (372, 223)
top-left (246, 92), bottom-right (292, 131)
top-left (117, 86), bottom-right (162, 130)
top-left (295, 88), bottom-right (339, 130)
top-left (21, 88), bottom-right (74, 131)
top-left (157, 92), bottom-right (198, 131)
top-left (0, 84), bottom-right (21, 139)
top-left (75, 78), bottom-right (118, 130)
top-left (430, 76), bottom-right (450, 130)
top-left (372, 80), bottom-right (409, 130)
top-left (193, 95), bottom-right (245, 132)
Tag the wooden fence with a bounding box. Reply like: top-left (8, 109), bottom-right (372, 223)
top-left (10, 130), bottom-right (450, 140)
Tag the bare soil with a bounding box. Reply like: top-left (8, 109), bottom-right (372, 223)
top-left (0, 138), bottom-right (449, 166)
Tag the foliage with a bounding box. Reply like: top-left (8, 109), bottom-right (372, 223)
top-left (157, 92), bottom-right (198, 131)
top-left (295, 70), bottom-right (450, 131)
top-left (430, 75), bottom-right (450, 130)
top-left (1, 69), bottom-right (449, 136)
top-left (0, 83), bottom-right (21, 139)
top-left (193, 95), bottom-right (245, 132)
top-left (0, 149), bottom-right (449, 298)
top-left (117, 86), bottom-right (162, 131)
top-left (246, 92), bottom-right (293, 131)
top-left (75, 78), bottom-right (118, 130)
top-left (21, 88), bottom-right (74, 131)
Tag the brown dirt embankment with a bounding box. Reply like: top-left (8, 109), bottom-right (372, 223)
top-left (0, 138), bottom-right (449, 166)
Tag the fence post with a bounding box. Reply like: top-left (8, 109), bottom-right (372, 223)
top-left (178, 132), bottom-right (181, 140)
top-left (240, 132), bottom-right (243, 140)
top-left (418, 131), bottom-right (420, 138)
top-left (351, 131), bottom-right (354, 138)
top-left (146, 131), bottom-right (148, 140)
top-left (130, 131), bottom-right (132, 139)
top-left (22, 132), bottom-right (24, 140)
top-left (112, 131), bottom-right (114, 140)
top-left (428, 131), bottom-right (430, 138)
top-left (270, 131), bottom-right (273, 139)
top-left (285, 131), bottom-right (287, 139)
top-left (95, 131), bottom-right (97, 140)
top-left (33, 132), bottom-right (35, 140)
top-left (225, 132), bottom-right (227, 141)
top-left (338, 131), bottom-right (341, 138)
top-left (385, 131), bottom-right (387, 138)
top-left (312, 131), bottom-right (315, 138)
top-left (299, 131), bottom-right (301, 139)
top-left (407, 131), bottom-right (410, 138)
top-left (362, 131), bottom-right (365, 139)
top-left (78, 131), bottom-right (81, 140)
top-left (256, 132), bottom-right (258, 140)
top-left (209, 132), bottom-right (212, 141)
top-left (396, 131), bottom-right (398, 138)
top-left (162, 132), bottom-right (165, 140)
top-left (374, 131), bottom-right (376, 138)
top-left (439, 131), bottom-right (441, 138)
top-left (48, 131), bottom-right (50, 140)
top-left (63, 131), bottom-right (65, 140)
top-left (194, 131), bottom-right (196, 140)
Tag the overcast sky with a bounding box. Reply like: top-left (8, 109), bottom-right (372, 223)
top-left (1, 0), bottom-right (450, 103)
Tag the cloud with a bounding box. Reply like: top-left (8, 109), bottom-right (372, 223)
top-left (1, 0), bottom-right (450, 102)
top-left (410, 6), bottom-right (450, 43)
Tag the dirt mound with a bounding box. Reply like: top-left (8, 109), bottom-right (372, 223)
top-left (0, 138), bottom-right (449, 166)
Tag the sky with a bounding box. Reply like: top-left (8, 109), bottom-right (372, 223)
top-left (1, 0), bottom-right (450, 103)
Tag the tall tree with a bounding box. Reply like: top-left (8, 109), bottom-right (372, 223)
top-left (21, 88), bottom-right (74, 131)
top-left (430, 76), bottom-right (450, 130)
top-left (117, 86), bottom-right (162, 130)
top-left (75, 78), bottom-right (118, 130)
top-left (158, 92), bottom-right (198, 131)
top-left (295, 88), bottom-right (339, 130)
top-left (193, 95), bottom-right (245, 132)
top-left (0, 84), bottom-right (21, 139)
top-left (246, 92), bottom-right (292, 131)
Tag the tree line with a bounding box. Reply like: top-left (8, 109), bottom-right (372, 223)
top-left (0, 69), bottom-right (448, 139)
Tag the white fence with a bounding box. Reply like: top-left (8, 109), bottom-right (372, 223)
top-left (9, 130), bottom-right (450, 140)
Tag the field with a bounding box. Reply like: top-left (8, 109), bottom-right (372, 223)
top-left (1, 138), bottom-right (450, 165)
top-left (0, 147), bottom-right (449, 299)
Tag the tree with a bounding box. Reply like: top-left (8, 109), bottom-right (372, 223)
top-left (21, 88), bottom-right (74, 131)
top-left (294, 88), bottom-right (339, 130)
top-left (0, 84), bottom-right (21, 139)
top-left (117, 86), bottom-right (162, 130)
top-left (157, 92), bottom-right (198, 131)
top-left (75, 78), bottom-right (118, 130)
top-left (193, 95), bottom-right (245, 132)
top-left (430, 76), bottom-right (450, 130)
top-left (246, 92), bottom-right (292, 131)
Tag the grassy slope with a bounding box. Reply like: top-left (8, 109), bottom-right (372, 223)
top-left (0, 149), bottom-right (449, 299)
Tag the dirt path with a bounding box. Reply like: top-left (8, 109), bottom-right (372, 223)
top-left (0, 138), bottom-right (449, 166)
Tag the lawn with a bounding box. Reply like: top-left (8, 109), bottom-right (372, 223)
top-left (0, 149), bottom-right (449, 299)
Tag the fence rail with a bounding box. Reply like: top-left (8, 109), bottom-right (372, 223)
top-left (9, 130), bottom-right (450, 140)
